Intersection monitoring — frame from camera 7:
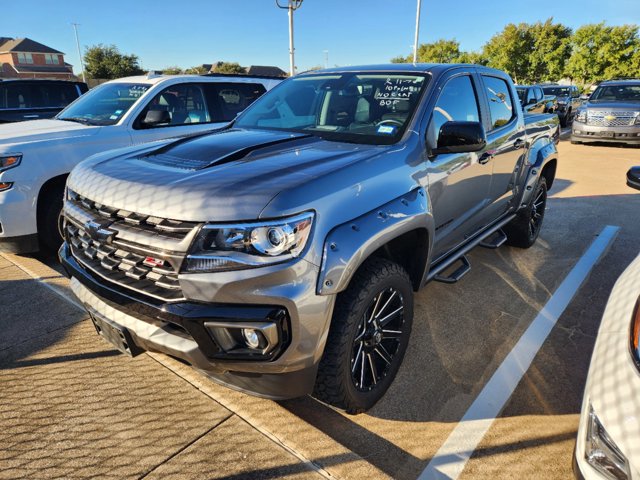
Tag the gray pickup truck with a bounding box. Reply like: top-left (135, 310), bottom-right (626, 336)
top-left (60, 64), bottom-right (559, 413)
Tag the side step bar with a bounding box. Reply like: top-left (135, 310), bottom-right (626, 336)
top-left (434, 255), bottom-right (471, 284)
top-left (479, 229), bottom-right (507, 249)
top-left (427, 214), bottom-right (516, 284)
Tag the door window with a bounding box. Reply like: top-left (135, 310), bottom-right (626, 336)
top-left (40, 83), bottom-right (79, 107)
top-left (141, 84), bottom-right (210, 127)
top-left (428, 75), bottom-right (480, 147)
top-left (203, 82), bottom-right (267, 122)
top-left (5, 84), bottom-right (34, 108)
top-left (482, 76), bottom-right (516, 129)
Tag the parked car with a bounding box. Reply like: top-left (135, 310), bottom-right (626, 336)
top-left (541, 84), bottom-right (583, 127)
top-left (572, 79), bottom-right (640, 146)
top-left (0, 79), bottom-right (88, 123)
top-left (0, 73), bottom-right (281, 253)
top-left (60, 64), bottom-right (559, 413)
top-left (516, 84), bottom-right (558, 115)
top-left (573, 167), bottom-right (640, 480)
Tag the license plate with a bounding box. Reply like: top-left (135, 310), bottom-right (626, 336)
top-left (602, 131), bottom-right (615, 138)
top-left (89, 311), bottom-right (143, 357)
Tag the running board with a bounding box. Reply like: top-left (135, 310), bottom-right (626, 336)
top-left (479, 229), bottom-right (507, 249)
top-left (434, 255), bottom-right (471, 284)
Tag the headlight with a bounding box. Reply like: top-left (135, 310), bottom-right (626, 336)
top-left (0, 154), bottom-right (21, 173)
top-left (185, 212), bottom-right (314, 272)
top-left (630, 297), bottom-right (640, 367)
top-left (585, 405), bottom-right (630, 480)
top-left (576, 109), bottom-right (587, 123)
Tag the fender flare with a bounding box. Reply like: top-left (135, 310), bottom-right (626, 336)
top-left (317, 188), bottom-right (433, 295)
top-left (518, 136), bottom-right (558, 209)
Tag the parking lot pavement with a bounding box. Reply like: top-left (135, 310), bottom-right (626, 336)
top-left (1, 138), bottom-right (639, 480)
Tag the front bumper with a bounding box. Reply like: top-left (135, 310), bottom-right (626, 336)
top-left (571, 123), bottom-right (640, 144)
top-left (59, 242), bottom-right (333, 400)
top-left (0, 185), bottom-right (40, 253)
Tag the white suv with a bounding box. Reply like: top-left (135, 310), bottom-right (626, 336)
top-left (0, 73), bottom-right (281, 253)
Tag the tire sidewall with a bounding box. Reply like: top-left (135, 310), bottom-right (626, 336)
top-left (526, 177), bottom-right (547, 244)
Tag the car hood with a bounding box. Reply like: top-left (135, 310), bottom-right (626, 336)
top-left (68, 128), bottom-right (387, 222)
top-left (0, 119), bottom-right (100, 146)
top-left (584, 101), bottom-right (640, 111)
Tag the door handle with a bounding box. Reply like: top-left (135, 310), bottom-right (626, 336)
top-left (513, 138), bottom-right (525, 149)
top-left (479, 150), bottom-right (496, 165)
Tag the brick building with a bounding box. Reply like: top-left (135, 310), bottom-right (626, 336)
top-left (0, 37), bottom-right (75, 80)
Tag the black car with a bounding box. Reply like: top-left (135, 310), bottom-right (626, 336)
top-left (516, 85), bottom-right (557, 115)
top-left (0, 79), bottom-right (88, 123)
top-left (541, 84), bottom-right (582, 127)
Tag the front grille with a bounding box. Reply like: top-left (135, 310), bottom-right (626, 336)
top-left (64, 190), bottom-right (200, 301)
top-left (587, 111), bottom-right (638, 127)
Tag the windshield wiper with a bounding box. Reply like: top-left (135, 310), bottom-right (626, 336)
top-left (58, 117), bottom-right (94, 125)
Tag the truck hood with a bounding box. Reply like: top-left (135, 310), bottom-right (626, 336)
top-left (68, 128), bottom-right (386, 222)
top-left (0, 119), bottom-right (100, 146)
top-left (584, 101), bottom-right (640, 111)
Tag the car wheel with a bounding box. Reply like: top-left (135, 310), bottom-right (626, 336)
top-left (504, 177), bottom-right (547, 248)
top-left (37, 186), bottom-right (64, 253)
top-left (313, 257), bottom-right (414, 414)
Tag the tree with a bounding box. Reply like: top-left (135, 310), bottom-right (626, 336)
top-left (482, 23), bottom-right (534, 84)
top-left (566, 23), bottom-right (640, 84)
top-left (455, 51), bottom-right (488, 66)
top-left (184, 65), bottom-right (209, 75)
top-left (528, 19), bottom-right (572, 82)
top-left (162, 66), bottom-right (183, 75)
top-left (391, 39), bottom-right (463, 64)
top-left (83, 44), bottom-right (144, 79)
top-left (212, 62), bottom-right (246, 74)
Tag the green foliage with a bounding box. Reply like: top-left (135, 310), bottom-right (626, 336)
top-left (528, 19), bottom-right (572, 82)
top-left (83, 44), bottom-right (144, 79)
top-left (162, 66), bottom-right (183, 75)
top-left (482, 23), bottom-right (534, 84)
top-left (212, 62), bottom-right (246, 74)
top-left (392, 39), bottom-right (485, 65)
top-left (184, 65), bottom-right (209, 75)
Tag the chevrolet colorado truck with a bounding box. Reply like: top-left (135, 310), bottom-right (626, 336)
top-left (0, 73), bottom-right (280, 254)
top-left (60, 64), bottom-right (559, 413)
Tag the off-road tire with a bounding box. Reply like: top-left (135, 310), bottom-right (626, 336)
top-left (313, 257), bottom-right (414, 414)
top-left (37, 186), bottom-right (64, 253)
top-left (504, 177), bottom-right (547, 248)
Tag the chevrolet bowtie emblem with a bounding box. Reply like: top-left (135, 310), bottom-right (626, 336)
top-left (604, 115), bottom-right (616, 121)
top-left (84, 220), bottom-right (116, 243)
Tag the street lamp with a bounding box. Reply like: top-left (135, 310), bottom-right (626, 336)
top-left (71, 23), bottom-right (86, 82)
top-left (275, 0), bottom-right (303, 76)
top-left (413, 0), bottom-right (422, 64)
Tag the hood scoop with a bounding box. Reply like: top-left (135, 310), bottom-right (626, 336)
top-left (141, 128), bottom-right (314, 171)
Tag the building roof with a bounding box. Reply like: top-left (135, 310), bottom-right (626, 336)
top-left (11, 64), bottom-right (73, 74)
top-left (246, 65), bottom-right (288, 77)
top-left (0, 37), bottom-right (63, 54)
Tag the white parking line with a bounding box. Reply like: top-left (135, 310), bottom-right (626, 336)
top-left (419, 225), bottom-right (620, 480)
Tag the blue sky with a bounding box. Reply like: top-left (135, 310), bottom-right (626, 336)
top-left (2, 0), bottom-right (639, 74)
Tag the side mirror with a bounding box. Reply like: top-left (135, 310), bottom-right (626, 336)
top-left (432, 121), bottom-right (486, 155)
top-left (141, 109), bottom-right (171, 128)
top-left (627, 167), bottom-right (640, 191)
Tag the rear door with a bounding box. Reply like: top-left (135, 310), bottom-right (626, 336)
top-left (479, 74), bottom-right (526, 220)
top-left (424, 70), bottom-right (494, 259)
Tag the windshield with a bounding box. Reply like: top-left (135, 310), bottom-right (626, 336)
top-left (57, 83), bottom-right (150, 125)
top-left (542, 87), bottom-right (570, 96)
top-left (234, 72), bottom-right (428, 144)
top-left (515, 87), bottom-right (526, 103)
top-left (590, 84), bottom-right (640, 103)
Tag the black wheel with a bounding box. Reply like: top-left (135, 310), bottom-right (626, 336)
top-left (37, 186), bottom-right (64, 252)
top-left (313, 257), bottom-right (413, 414)
top-left (504, 177), bottom-right (547, 248)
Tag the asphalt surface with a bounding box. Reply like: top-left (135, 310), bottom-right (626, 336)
top-left (1, 132), bottom-right (639, 479)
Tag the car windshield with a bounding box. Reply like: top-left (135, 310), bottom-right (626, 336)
top-left (234, 72), bottom-right (429, 144)
top-left (590, 84), bottom-right (640, 103)
top-left (515, 87), bottom-right (526, 103)
top-left (57, 83), bottom-right (150, 126)
top-left (542, 87), bottom-right (571, 96)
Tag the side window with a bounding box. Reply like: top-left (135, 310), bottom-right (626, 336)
top-left (203, 83), bottom-right (267, 122)
top-left (536, 87), bottom-right (544, 101)
top-left (41, 84), bottom-right (79, 107)
top-left (482, 76), bottom-right (515, 130)
top-left (141, 84), bottom-right (210, 127)
top-left (0, 86), bottom-right (5, 109)
top-left (526, 88), bottom-right (536, 104)
top-left (5, 84), bottom-right (33, 108)
top-left (428, 75), bottom-right (479, 147)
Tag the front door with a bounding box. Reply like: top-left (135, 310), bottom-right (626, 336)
top-left (424, 72), bottom-right (494, 259)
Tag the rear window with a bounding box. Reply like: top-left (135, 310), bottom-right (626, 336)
top-left (482, 76), bottom-right (515, 129)
top-left (203, 82), bottom-right (267, 122)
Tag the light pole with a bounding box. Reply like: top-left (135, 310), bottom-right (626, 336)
top-left (275, 0), bottom-right (303, 76)
top-left (323, 50), bottom-right (329, 69)
top-left (71, 23), bottom-right (86, 82)
top-left (412, 0), bottom-right (422, 64)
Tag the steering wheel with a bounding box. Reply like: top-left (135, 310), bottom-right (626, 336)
top-left (375, 119), bottom-right (404, 127)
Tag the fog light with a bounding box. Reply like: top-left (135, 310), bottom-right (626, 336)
top-left (242, 328), bottom-right (261, 349)
top-left (585, 405), bottom-right (630, 480)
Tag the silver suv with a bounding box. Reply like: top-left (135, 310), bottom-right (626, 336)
top-left (572, 79), bottom-right (640, 145)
